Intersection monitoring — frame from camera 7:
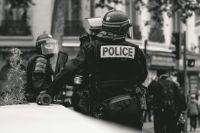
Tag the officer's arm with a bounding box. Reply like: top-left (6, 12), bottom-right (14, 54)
top-left (32, 57), bottom-right (48, 90)
top-left (135, 47), bottom-right (148, 85)
top-left (48, 44), bottom-right (87, 96)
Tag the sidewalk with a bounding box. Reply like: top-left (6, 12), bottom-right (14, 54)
top-left (187, 125), bottom-right (200, 133)
top-left (189, 129), bottom-right (200, 133)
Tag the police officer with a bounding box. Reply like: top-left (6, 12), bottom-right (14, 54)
top-left (71, 18), bottom-right (103, 113)
top-left (148, 70), bottom-right (186, 133)
top-left (46, 10), bottom-right (148, 130)
top-left (25, 33), bottom-right (58, 102)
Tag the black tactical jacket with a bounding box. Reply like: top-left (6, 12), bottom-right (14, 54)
top-left (48, 31), bottom-right (148, 100)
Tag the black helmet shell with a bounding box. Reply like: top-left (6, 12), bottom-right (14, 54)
top-left (102, 10), bottom-right (130, 35)
top-left (36, 34), bottom-right (53, 50)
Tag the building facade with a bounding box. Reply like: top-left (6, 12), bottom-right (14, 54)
top-left (0, 0), bottom-right (199, 93)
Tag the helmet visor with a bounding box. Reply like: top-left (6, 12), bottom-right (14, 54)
top-left (85, 17), bottom-right (102, 33)
top-left (87, 17), bottom-right (102, 28)
top-left (41, 39), bottom-right (59, 55)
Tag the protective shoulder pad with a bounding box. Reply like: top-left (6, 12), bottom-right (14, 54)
top-left (27, 55), bottom-right (45, 68)
top-left (35, 56), bottom-right (47, 64)
top-left (33, 55), bottom-right (48, 73)
top-left (79, 33), bottom-right (90, 43)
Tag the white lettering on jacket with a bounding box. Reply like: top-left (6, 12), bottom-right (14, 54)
top-left (100, 45), bottom-right (135, 59)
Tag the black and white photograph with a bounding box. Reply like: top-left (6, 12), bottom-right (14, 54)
top-left (0, 0), bottom-right (200, 133)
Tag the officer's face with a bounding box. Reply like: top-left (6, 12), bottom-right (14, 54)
top-left (41, 39), bottom-right (58, 56)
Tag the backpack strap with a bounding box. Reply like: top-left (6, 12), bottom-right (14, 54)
top-left (157, 79), bottom-right (177, 110)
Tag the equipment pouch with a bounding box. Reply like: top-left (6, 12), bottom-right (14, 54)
top-left (93, 94), bottom-right (140, 121)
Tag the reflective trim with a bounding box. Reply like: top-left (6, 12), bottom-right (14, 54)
top-left (100, 45), bottom-right (135, 59)
top-left (102, 19), bottom-right (129, 25)
top-left (109, 95), bottom-right (132, 104)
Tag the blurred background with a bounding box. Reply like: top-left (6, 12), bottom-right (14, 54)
top-left (0, 0), bottom-right (200, 98)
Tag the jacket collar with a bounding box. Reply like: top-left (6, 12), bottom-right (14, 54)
top-left (96, 31), bottom-right (125, 42)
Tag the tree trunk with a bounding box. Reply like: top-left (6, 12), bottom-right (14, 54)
top-left (51, 0), bottom-right (66, 50)
top-left (51, 0), bottom-right (66, 72)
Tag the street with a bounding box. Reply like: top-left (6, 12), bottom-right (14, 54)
top-left (143, 122), bottom-right (154, 133)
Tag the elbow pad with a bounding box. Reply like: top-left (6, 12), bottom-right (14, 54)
top-left (33, 57), bottom-right (47, 73)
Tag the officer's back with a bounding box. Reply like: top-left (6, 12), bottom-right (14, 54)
top-left (86, 11), bottom-right (147, 101)
top-left (80, 11), bottom-right (147, 131)
top-left (48, 10), bottom-right (147, 98)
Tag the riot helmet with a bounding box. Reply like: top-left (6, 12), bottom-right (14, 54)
top-left (36, 34), bottom-right (58, 56)
top-left (102, 10), bottom-right (130, 35)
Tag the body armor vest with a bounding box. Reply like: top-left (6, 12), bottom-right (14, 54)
top-left (89, 40), bottom-right (139, 101)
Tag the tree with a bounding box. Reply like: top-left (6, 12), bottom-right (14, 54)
top-left (135, 0), bottom-right (200, 28)
top-left (50, 0), bottom-right (67, 71)
top-left (95, 0), bottom-right (128, 10)
top-left (0, 48), bottom-right (27, 105)
top-left (51, 0), bottom-right (66, 50)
